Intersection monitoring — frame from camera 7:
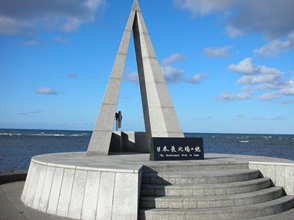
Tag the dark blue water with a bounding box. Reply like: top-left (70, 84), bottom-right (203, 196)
top-left (0, 129), bottom-right (294, 172)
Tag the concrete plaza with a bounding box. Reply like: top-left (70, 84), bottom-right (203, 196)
top-left (1, 153), bottom-right (294, 220)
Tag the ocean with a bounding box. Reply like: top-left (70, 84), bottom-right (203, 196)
top-left (0, 129), bottom-right (293, 172)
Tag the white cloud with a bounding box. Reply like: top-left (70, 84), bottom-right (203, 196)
top-left (19, 110), bottom-right (43, 115)
top-left (257, 78), bottom-right (294, 101)
top-left (173, 0), bottom-right (236, 16)
top-left (280, 99), bottom-right (294, 104)
top-left (223, 58), bottom-right (294, 102)
top-left (249, 74), bottom-right (293, 102)
top-left (258, 92), bottom-right (282, 101)
top-left (225, 26), bottom-right (243, 39)
top-left (0, 0), bottom-right (105, 37)
top-left (203, 45), bottom-right (233, 58)
top-left (54, 36), bottom-right (70, 45)
top-left (124, 68), bottom-right (186, 85)
top-left (280, 77), bottom-right (294, 95)
top-left (253, 83), bottom-right (288, 91)
top-left (66, 73), bottom-right (78, 78)
top-left (186, 73), bottom-right (209, 84)
top-left (160, 53), bottom-right (186, 84)
top-left (215, 91), bottom-right (253, 102)
top-left (228, 57), bottom-right (283, 84)
top-left (228, 57), bottom-right (255, 74)
top-left (30, 110), bottom-right (42, 113)
top-left (0, 15), bottom-right (37, 36)
top-left (173, 0), bottom-right (294, 40)
top-left (237, 73), bottom-right (282, 85)
top-left (37, 87), bottom-right (57, 95)
top-left (254, 31), bottom-right (294, 58)
top-left (124, 53), bottom-right (207, 85)
top-left (161, 66), bottom-right (185, 84)
top-left (123, 72), bottom-right (139, 83)
top-left (270, 116), bottom-right (284, 120)
top-left (161, 53), bottom-right (186, 66)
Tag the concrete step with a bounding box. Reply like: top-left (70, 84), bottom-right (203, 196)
top-left (139, 195), bottom-right (294, 220)
top-left (143, 162), bottom-right (249, 173)
top-left (141, 177), bottom-right (270, 197)
top-left (142, 169), bottom-right (259, 185)
top-left (140, 186), bottom-right (283, 209)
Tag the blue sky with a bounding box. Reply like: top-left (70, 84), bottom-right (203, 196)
top-left (0, 0), bottom-right (293, 134)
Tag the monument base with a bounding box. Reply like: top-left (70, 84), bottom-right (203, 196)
top-left (21, 152), bottom-right (294, 220)
top-left (21, 152), bottom-right (143, 220)
top-left (109, 131), bottom-right (149, 153)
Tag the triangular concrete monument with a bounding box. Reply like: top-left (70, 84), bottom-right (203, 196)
top-left (87, 0), bottom-right (184, 156)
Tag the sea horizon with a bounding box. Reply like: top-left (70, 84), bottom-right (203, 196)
top-left (0, 128), bottom-right (293, 136)
top-left (1, 128), bottom-right (293, 172)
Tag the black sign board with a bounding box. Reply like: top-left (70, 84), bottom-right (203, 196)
top-left (150, 137), bottom-right (204, 161)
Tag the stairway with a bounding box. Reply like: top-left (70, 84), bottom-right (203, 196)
top-left (139, 163), bottom-right (294, 220)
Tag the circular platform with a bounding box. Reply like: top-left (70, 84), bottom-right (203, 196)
top-left (29, 152), bottom-right (294, 170)
top-left (20, 152), bottom-right (294, 220)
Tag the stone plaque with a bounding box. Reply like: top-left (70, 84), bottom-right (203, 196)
top-left (150, 138), bottom-right (204, 161)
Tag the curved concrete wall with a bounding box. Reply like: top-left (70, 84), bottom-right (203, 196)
top-left (21, 158), bottom-right (143, 220)
top-left (249, 161), bottom-right (294, 195)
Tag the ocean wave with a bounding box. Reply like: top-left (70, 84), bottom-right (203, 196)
top-left (1, 130), bottom-right (95, 137)
top-left (0, 133), bottom-right (22, 136)
top-left (0, 133), bottom-right (12, 136)
top-left (0, 132), bottom-right (88, 137)
top-left (26, 133), bottom-right (87, 137)
top-left (237, 136), bottom-right (250, 140)
top-left (52, 134), bottom-right (65, 136)
top-left (239, 140), bottom-right (249, 143)
top-left (30, 133), bottom-right (65, 137)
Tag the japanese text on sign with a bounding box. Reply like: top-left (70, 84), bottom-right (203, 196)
top-left (151, 137), bottom-right (204, 161)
